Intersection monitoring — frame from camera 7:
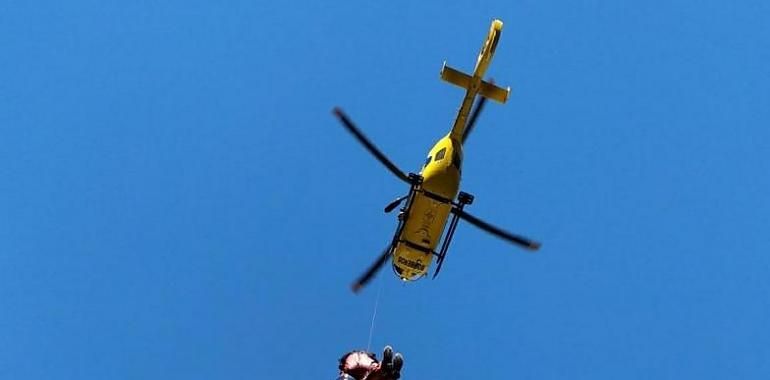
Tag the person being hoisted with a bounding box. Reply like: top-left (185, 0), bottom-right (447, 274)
top-left (337, 345), bottom-right (404, 380)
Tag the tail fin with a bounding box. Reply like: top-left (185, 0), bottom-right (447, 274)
top-left (440, 62), bottom-right (510, 103)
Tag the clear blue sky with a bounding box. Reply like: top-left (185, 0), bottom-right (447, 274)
top-left (2, 1), bottom-right (769, 379)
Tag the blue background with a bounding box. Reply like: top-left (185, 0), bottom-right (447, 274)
top-left (2, 1), bottom-right (769, 379)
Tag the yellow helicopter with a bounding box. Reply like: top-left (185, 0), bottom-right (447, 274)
top-left (334, 19), bottom-right (540, 293)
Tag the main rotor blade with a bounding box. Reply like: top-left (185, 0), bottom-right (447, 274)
top-left (351, 248), bottom-right (391, 293)
top-left (333, 107), bottom-right (411, 184)
top-left (384, 195), bottom-right (408, 213)
top-left (452, 208), bottom-right (541, 251)
top-left (462, 91), bottom-right (488, 143)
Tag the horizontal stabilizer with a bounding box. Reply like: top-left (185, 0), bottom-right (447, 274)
top-left (440, 62), bottom-right (472, 90)
top-left (479, 80), bottom-right (510, 103)
top-left (440, 62), bottom-right (510, 103)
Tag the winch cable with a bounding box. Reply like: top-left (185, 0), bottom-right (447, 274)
top-left (365, 277), bottom-right (384, 353)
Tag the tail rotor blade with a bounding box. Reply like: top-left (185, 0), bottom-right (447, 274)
top-left (333, 107), bottom-right (411, 184)
top-left (351, 248), bottom-right (392, 293)
top-left (452, 208), bottom-right (541, 251)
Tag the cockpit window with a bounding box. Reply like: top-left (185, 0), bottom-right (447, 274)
top-left (435, 148), bottom-right (447, 161)
top-left (424, 155), bottom-right (432, 167)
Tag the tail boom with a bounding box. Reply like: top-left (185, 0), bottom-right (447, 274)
top-left (443, 19), bottom-right (509, 140)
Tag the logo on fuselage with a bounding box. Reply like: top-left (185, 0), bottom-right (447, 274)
top-left (414, 202), bottom-right (439, 245)
top-left (397, 256), bottom-right (426, 272)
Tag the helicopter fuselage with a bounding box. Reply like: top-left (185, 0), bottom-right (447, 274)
top-left (390, 136), bottom-right (462, 280)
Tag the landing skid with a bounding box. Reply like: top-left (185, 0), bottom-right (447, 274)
top-left (386, 173), bottom-right (424, 272)
top-left (433, 191), bottom-right (474, 278)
